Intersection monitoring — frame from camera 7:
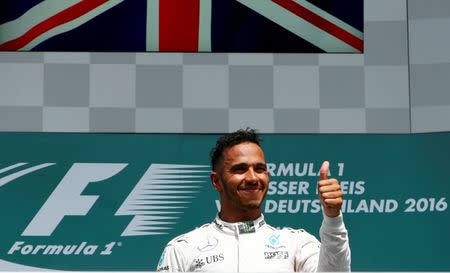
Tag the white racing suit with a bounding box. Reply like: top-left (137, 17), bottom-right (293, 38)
top-left (156, 213), bottom-right (350, 272)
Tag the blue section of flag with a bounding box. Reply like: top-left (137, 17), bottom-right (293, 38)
top-left (33, 1), bottom-right (147, 52)
top-left (211, 0), bottom-right (324, 53)
top-left (0, 1), bottom-right (45, 24)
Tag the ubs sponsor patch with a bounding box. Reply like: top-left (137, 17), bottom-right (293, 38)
top-left (192, 254), bottom-right (225, 269)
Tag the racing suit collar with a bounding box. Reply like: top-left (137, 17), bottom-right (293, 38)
top-left (213, 214), bottom-right (266, 235)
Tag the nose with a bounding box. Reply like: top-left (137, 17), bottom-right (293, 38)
top-left (245, 167), bottom-right (258, 182)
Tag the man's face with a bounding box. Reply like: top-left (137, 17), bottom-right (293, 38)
top-left (211, 142), bottom-right (269, 217)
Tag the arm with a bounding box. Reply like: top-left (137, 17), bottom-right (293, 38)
top-left (317, 161), bottom-right (351, 271)
top-left (317, 212), bottom-right (351, 272)
top-left (293, 216), bottom-right (350, 272)
top-left (294, 160), bottom-right (351, 272)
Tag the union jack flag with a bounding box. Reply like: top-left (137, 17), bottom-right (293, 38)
top-left (0, 0), bottom-right (363, 53)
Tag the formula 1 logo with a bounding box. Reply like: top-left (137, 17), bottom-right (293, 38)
top-left (1, 162), bottom-right (210, 237)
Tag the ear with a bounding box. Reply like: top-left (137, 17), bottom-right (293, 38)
top-left (210, 171), bottom-right (222, 192)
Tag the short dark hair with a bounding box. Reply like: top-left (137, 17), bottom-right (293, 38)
top-left (210, 128), bottom-right (261, 171)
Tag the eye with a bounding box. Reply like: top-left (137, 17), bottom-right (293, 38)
top-left (231, 164), bottom-right (248, 174)
top-left (255, 164), bottom-right (267, 173)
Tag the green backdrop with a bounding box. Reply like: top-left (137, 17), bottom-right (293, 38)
top-left (0, 132), bottom-right (448, 271)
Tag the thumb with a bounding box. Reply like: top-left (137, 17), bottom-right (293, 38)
top-left (319, 161), bottom-right (329, 181)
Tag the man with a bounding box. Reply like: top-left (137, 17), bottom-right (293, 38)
top-left (157, 129), bottom-right (350, 272)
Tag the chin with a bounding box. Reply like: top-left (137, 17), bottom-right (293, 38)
top-left (242, 201), bottom-right (262, 210)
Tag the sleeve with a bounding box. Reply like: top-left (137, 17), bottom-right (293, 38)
top-left (293, 230), bottom-right (321, 272)
top-left (294, 212), bottom-right (351, 272)
top-left (317, 212), bottom-right (351, 272)
top-left (156, 243), bottom-right (189, 272)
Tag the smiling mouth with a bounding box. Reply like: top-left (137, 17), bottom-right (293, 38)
top-left (239, 187), bottom-right (263, 193)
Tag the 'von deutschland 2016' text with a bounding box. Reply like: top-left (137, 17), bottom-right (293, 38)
top-left (264, 199), bottom-right (398, 213)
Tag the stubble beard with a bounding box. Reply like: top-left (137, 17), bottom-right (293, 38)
top-left (221, 178), bottom-right (267, 212)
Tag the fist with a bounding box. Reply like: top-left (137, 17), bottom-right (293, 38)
top-left (318, 161), bottom-right (343, 217)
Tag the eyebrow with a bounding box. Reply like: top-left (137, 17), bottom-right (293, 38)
top-left (230, 163), bottom-right (247, 170)
top-left (255, 162), bottom-right (268, 169)
top-left (230, 162), bottom-right (267, 170)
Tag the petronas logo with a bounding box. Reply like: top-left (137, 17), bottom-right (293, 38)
top-left (238, 221), bottom-right (255, 234)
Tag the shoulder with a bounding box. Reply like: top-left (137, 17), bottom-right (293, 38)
top-left (166, 223), bottom-right (212, 248)
top-left (280, 226), bottom-right (308, 234)
top-left (260, 222), bottom-right (316, 239)
top-left (277, 226), bottom-right (319, 242)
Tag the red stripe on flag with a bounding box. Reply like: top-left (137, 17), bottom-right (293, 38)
top-left (272, 0), bottom-right (363, 52)
top-left (159, 0), bottom-right (200, 52)
top-left (0, 0), bottom-right (108, 51)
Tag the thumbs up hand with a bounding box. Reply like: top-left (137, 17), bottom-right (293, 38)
top-left (318, 161), bottom-right (343, 217)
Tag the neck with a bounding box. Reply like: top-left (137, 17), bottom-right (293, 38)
top-left (218, 209), bottom-right (262, 223)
